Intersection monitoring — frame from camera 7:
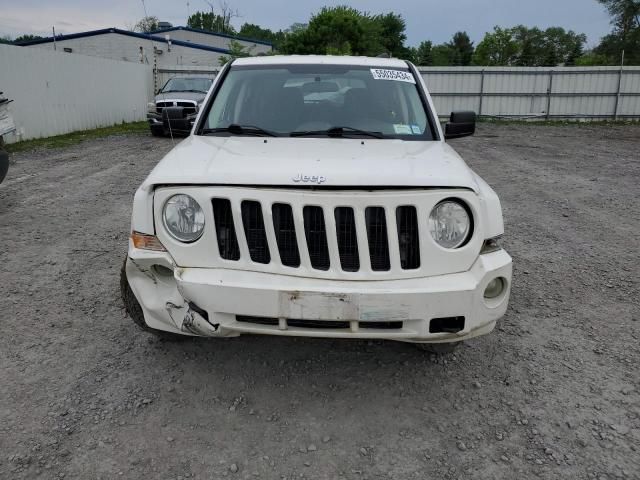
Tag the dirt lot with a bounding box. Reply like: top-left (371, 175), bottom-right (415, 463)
top-left (1, 123), bottom-right (639, 480)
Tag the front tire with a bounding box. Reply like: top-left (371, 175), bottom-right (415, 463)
top-left (150, 125), bottom-right (166, 137)
top-left (120, 258), bottom-right (186, 341)
top-left (0, 146), bottom-right (8, 184)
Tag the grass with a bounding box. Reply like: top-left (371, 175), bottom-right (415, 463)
top-left (5, 121), bottom-right (149, 153)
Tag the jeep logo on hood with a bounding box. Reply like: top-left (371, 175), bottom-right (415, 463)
top-left (292, 174), bottom-right (327, 184)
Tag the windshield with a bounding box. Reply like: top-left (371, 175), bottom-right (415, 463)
top-left (161, 77), bottom-right (213, 93)
top-left (199, 64), bottom-right (435, 140)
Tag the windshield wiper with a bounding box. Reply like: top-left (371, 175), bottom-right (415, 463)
top-left (290, 126), bottom-right (384, 139)
top-left (201, 124), bottom-right (277, 137)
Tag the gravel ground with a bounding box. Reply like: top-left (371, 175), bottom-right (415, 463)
top-left (1, 123), bottom-right (639, 480)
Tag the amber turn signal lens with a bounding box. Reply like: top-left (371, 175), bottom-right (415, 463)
top-left (131, 231), bottom-right (166, 251)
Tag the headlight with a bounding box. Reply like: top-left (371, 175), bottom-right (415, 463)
top-left (147, 102), bottom-right (156, 111)
top-left (428, 199), bottom-right (472, 249)
top-left (163, 194), bottom-right (205, 242)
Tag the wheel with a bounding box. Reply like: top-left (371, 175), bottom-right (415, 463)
top-left (120, 258), bottom-right (186, 341)
top-left (150, 125), bottom-right (166, 137)
top-left (0, 146), bottom-right (8, 184)
top-left (414, 342), bottom-right (460, 354)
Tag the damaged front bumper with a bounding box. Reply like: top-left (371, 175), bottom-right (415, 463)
top-left (125, 246), bottom-right (512, 344)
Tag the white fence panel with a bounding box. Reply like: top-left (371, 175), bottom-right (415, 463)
top-left (418, 66), bottom-right (640, 120)
top-left (0, 44), bottom-right (153, 143)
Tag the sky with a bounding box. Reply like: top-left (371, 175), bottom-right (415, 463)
top-left (0, 0), bottom-right (613, 48)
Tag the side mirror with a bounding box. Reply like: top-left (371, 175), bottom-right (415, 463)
top-left (444, 111), bottom-right (476, 139)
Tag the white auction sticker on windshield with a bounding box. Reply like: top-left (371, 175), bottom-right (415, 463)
top-left (370, 68), bottom-right (416, 84)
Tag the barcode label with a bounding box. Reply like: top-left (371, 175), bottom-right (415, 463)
top-left (370, 68), bottom-right (415, 84)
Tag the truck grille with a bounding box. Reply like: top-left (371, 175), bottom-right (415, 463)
top-left (156, 101), bottom-right (197, 115)
top-left (210, 198), bottom-right (425, 273)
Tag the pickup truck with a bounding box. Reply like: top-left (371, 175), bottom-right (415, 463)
top-left (147, 77), bottom-right (213, 136)
top-left (123, 55), bottom-right (512, 352)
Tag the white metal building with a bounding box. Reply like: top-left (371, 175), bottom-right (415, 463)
top-left (149, 26), bottom-right (272, 55)
top-left (19, 27), bottom-right (272, 68)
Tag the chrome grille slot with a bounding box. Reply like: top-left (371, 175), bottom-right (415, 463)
top-left (212, 198), bottom-right (240, 261)
top-left (303, 206), bottom-right (330, 271)
top-left (334, 207), bottom-right (359, 272)
top-left (365, 207), bottom-right (391, 271)
top-left (396, 206), bottom-right (420, 269)
top-left (241, 201), bottom-right (270, 264)
top-left (177, 101), bottom-right (197, 115)
top-left (272, 203), bottom-right (301, 267)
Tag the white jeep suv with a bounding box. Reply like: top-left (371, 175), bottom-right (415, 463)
top-left (121, 55), bottom-right (512, 352)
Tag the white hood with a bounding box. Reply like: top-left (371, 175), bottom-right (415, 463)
top-left (143, 136), bottom-right (479, 192)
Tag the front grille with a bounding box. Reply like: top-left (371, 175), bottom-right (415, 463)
top-left (208, 198), bottom-right (426, 273)
top-left (156, 101), bottom-right (197, 115)
top-left (241, 201), bottom-right (270, 264)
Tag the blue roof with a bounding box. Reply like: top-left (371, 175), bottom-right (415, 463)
top-left (149, 26), bottom-right (273, 47)
top-left (15, 27), bottom-right (233, 54)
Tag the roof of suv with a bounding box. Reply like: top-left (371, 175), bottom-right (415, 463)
top-left (232, 55), bottom-right (410, 68)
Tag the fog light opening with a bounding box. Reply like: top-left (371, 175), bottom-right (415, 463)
top-left (484, 277), bottom-right (505, 299)
top-left (152, 264), bottom-right (174, 278)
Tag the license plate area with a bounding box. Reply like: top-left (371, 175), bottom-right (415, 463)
top-left (279, 291), bottom-right (410, 322)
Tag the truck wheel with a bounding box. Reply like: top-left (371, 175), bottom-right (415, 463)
top-left (120, 258), bottom-right (186, 341)
top-left (0, 147), bottom-right (9, 184)
top-left (414, 342), bottom-right (460, 354)
top-left (150, 126), bottom-right (166, 137)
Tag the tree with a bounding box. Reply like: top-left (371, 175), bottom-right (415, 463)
top-left (278, 6), bottom-right (408, 57)
top-left (574, 51), bottom-right (611, 65)
top-left (187, 10), bottom-right (237, 35)
top-left (447, 31), bottom-right (474, 65)
top-left (429, 44), bottom-right (453, 65)
top-left (375, 12), bottom-right (408, 57)
top-left (0, 35), bottom-right (13, 44)
top-left (473, 27), bottom-right (519, 65)
top-left (13, 34), bottom-right (43, 43)
top-left (413, 41), bottom-right (433, 65)
top-left (238, 23), bottom-right (286, 49)
top-left (594, 0), bottom-right (640, 65)
top-left (134, 16), bottom-right (159, 33)
top-left (541, 27), bottom-right (586, 65)
top-left (598, 0), bottom-right (640, 38)
top-left (511, 25), bottom-right (546, 66)
top-left (473, 25), bottom-right (586, 66)
top-left (218, 39), bottom-right (253, 65)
